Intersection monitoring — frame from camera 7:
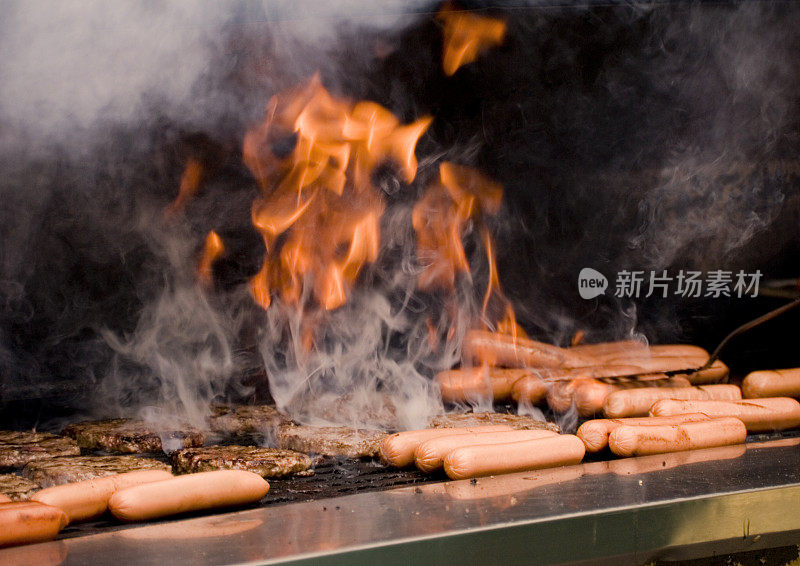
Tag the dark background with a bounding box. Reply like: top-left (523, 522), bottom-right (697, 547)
top-left (1, 0), bottom-right (799, 425)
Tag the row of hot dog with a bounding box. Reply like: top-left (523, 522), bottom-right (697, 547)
top-left (0, 469), bottom-right (269, 548)
top-left (386, 332), bottom-right (800, 480)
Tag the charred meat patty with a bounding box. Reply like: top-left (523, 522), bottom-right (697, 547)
top-left (62, 419), bottom-right (204, 453)
top-left (172, 445), bottom-right (313, 478)
top-left (0, 431), bottom-right (80, 470)
top-left (206, 406), bottom-right (291, 441)
top-left (22, 455), bottom-right (172, 487)
top-left (277, 424), bottom-right (386, 459)
top-left (0, 473), bottom-right (40, 500)
top-left (429, 412), bottom-right (560, 432)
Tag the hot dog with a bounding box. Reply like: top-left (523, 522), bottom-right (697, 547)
top-left (576, 413), bottom-right (711, 452)
top-left (572, 379), bottom-right (616, 416)
top-left (108, 470), bottom-right (269, 521)
top-left (510, 375), bottom-right (549, 404)
top-left (414, 429), bottom-right (557, 472)
top-left (545, 379), bottom-right (583, 413)
top-left (608, 417), bottom-right (746, 457)
top-left (443, 434), bottom-right (585, 480)
top-left (603, 384), bottom-right (741, 418)
top-left (649, 397), bottom-right (800, 432)
top-left (569, 340), bottom-right (647, 358)
top-left (587, 344), bottom-right (707, 362)
top-left (463, 330), bottom-right (591, 369)
top-left (32, 469), bottom-right (174, 523)
top-left (380, 425), bottom-right (515, 467)
top-left (742, 368), bottom-right (800, 399)
top-left (512, 362), bottom-right (701, 386)
top-left (601, 356), bottom-right (708, 375)
top-left (435, 367), bottom-right (531, 403)
top-left (575, 376), bottom-right (693, 417)
top-left (682, 360), bottom-right (729, 384)
top-left (647, 344), bottom-right (710, 358)
top-left (0, 501), bottom-right (68, 547)
top-left (0, 494), bottom-right (11, 503)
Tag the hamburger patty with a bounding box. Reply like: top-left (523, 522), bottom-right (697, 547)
top-left (0, 431), bottom-right (80, 470)
top-left (429, 411), bottom-right (560, 432)
top-left (277, 424), bottom-right (387, 459)
top-left (206, 406), bottom-right (291, 440)
top-left (172, 445), bottom-right (313, 478)
top-left (0, 473), bottom-right (40, 500)
top-left (62, 419), bottom-right (204, 453)
top-left (22, 455), bottom-right (172, 488)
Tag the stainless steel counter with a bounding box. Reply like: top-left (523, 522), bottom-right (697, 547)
top-left (5, 437), bottom-right (800, 566)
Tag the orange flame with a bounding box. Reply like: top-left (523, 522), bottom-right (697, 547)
top-left (245, 76), bottom-right (431, 311)
top-left (198, 231), bottom-right (224, 287)
top-left (413, 162), bottom-right (502, 291)
top-left (166, 158), bottom-right (204, 217)
top-left (480, 227), bottom-right (528, 341)
top-left (438, 2), bottom-right (507, 76)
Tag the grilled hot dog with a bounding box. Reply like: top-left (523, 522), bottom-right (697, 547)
top-left (608, 417), bottom-right (746, 457)
top-left (108, 470), bottom-right (269, 521)
top-left (742, 368), bottom-right (800, 399)
top-left (32, 469), bottom-right (174, 523)
top-left (443, 434), bottom-right (585, 480)
top-left (603, 384), bottom-right (741, 418)
top-left (649, 397), bottom-right (800, 432)
top-left (414, 429), bottom-right (557, 472)
top-left (0, 501), bottom-right (68, 547)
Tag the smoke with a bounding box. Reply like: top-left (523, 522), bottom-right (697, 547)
top-left (1, 1), bottom-right (799, 430)
top-left (0, 2), bottom-right (232, 141)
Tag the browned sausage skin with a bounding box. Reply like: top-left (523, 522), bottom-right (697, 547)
top-left (0, 501), bottom-right (69, 547)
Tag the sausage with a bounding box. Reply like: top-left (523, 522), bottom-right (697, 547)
top-left (603, 384), bottom-right (742, 418)
top-left (569, 340), bottom-right (647, 358)
top-left (647, 344), bottom-right (709, 358)
top-left (545, 379), bottom-right (581, 413)
top-left (0, 501), bottom-right (69, 547)
top-left (443, 434), bottom-right (585, 480)
top-left (576, 413), bottom-right (711, 452)
top-left (588, 344), bottom-right (707, 362)
top-left (574, 377), bottom-right (693, 417)
top-left (510, 375), bottom-right (548, 404)
top-left (545, 378), bottom-right (614, 414)
top-left (463, 330), bottom-right (591, 369)
top-left (649, 397), bottom-right (800, 432)
top-left (32, 469), bottom-right (174, 523)
top-left (0, 494), bottom-right (11, 503)
top-left (572, 379), bottom-right (616, 417)
top-left (608, 417), bottom-right (747, 457)
top-left (514, 362), bottom-right (700, 385)
top-left (604, 355), bottom-right (708, 375)
top-left (108, 470), bottom-right (269, 521)
top-left (742, 368), bottom-right (800, 399)
top-left (682, 360), bottom-right (729, 384)
top-left (435, 367), bottom-right (531, 403)
top-left (379, 425), bottom-right (514, 467)
top-left (414, 429), bottom-right (557, 473)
